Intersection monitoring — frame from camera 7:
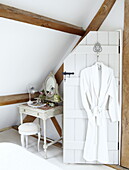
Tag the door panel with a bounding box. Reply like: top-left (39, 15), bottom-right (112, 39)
top-left (63, 31), bottom-right (120, 164)
top-left (75, 54), bottom-right (86, 76)
top-left (74, 119), bottom-right (87, 141)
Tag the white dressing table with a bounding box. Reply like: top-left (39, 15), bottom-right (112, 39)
top-left (19, 104), bottom-right (63, 158)
top-left (19, 72), bottom-right (63, 158)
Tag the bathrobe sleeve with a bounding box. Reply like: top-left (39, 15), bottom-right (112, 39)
top-left (80, 70), bottom-right (93, 121)
top-left (108, 70), bottom-right (120, 122)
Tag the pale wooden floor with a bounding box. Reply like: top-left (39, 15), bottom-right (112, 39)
top-left (0, 129), bottom-right (115, 170)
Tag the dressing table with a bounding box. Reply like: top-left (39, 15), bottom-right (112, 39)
top-left (18, 73), bottom-right (63, 158)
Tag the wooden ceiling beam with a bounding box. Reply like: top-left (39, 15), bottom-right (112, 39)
top-left (0, 92), bottom-right (39, 106)
top-left (55, 64), bottom-right (64, 85)
top-left (74, 0), bottom-right (117, 47)
top-left (0, 3), bottom-right (85, 36)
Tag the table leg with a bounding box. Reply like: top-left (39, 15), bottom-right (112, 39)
top-left (39, 118), bottom-right (42, 134)
top-left (43, 119), bottom-right (47, 159)
top-left (20, 113), bottom-right (23, 124)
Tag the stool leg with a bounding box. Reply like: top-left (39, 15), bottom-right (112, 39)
top-left (37, 132), bottom-right (40, 152)
top-left (26, 135), bottom-right (28, 149)
top-left (21, 134), bottom-right (25, 147)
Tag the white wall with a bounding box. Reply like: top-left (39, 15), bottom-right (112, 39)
top-left (0, 104), bottom-right (20, 129)
top-left (0, 18), bottom-right (77, 95)
top-left (0, 17), bottom-right (77, 130)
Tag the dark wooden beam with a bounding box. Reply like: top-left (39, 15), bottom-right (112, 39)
top-left (0, 92), bottom-right (39, 106)
top-left (0, 3), bottom-right (85, 36)
top-left (121, 0), bottom-right (129, 169)
top-left (23, 115), bottom-right (36, 123)
top-left (51, 117), bottom-right (62, 137)
top-left (74, 0), bottom-right (117, 48)
top-left (55, 64), bottom-right (64, 85)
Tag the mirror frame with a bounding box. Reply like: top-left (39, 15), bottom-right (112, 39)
top-left (44, 72), bottom-right (57, 98)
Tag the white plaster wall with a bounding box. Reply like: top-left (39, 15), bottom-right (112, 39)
top-left (0, 18), bottom-right (77, 95)
top-left (0, 17), bottom-right (77, 130)
top-left (0, 104), bottom-right (20, 129)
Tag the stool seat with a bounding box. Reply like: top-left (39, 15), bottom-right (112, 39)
top-left (18, 122), bottom-right (40, 151)
top-left (19, 123), bottom-right (40, 135)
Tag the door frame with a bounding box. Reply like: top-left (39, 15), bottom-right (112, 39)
top-left (118, 29), bottom-right (123, 165)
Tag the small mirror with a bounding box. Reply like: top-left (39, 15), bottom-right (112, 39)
top-left (39, 72), bottom-right (62, 103)
top-left (45, 73), bottom-right (56, 98)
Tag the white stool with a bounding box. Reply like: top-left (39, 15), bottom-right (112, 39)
top-left (18, 123), bottom-right (40, 151)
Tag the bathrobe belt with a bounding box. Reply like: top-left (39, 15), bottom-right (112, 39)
top-left (91, 106), bottom-right (105, 126)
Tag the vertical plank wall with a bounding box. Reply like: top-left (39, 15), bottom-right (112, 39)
top-left (63, 31), bottom-right (120, 164)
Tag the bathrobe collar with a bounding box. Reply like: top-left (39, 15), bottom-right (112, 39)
top-left (92, 62), bottom-right (107, 104)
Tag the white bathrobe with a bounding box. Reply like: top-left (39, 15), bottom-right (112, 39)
top-left (80, 62), bottom-right (119, 163)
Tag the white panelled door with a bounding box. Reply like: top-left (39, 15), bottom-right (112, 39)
top-left (63, 31), bottom-right (121, 164)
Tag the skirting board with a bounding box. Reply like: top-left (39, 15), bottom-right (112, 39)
top-left (0, 126), bottom-right (12, 132)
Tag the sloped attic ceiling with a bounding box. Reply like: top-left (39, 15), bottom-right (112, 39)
top-left (0, 0), bottom-right (104, 28)
top-left (0, 17), bottom-right (78, 95)
top-left (0, 0), bottom-right (114, 95)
